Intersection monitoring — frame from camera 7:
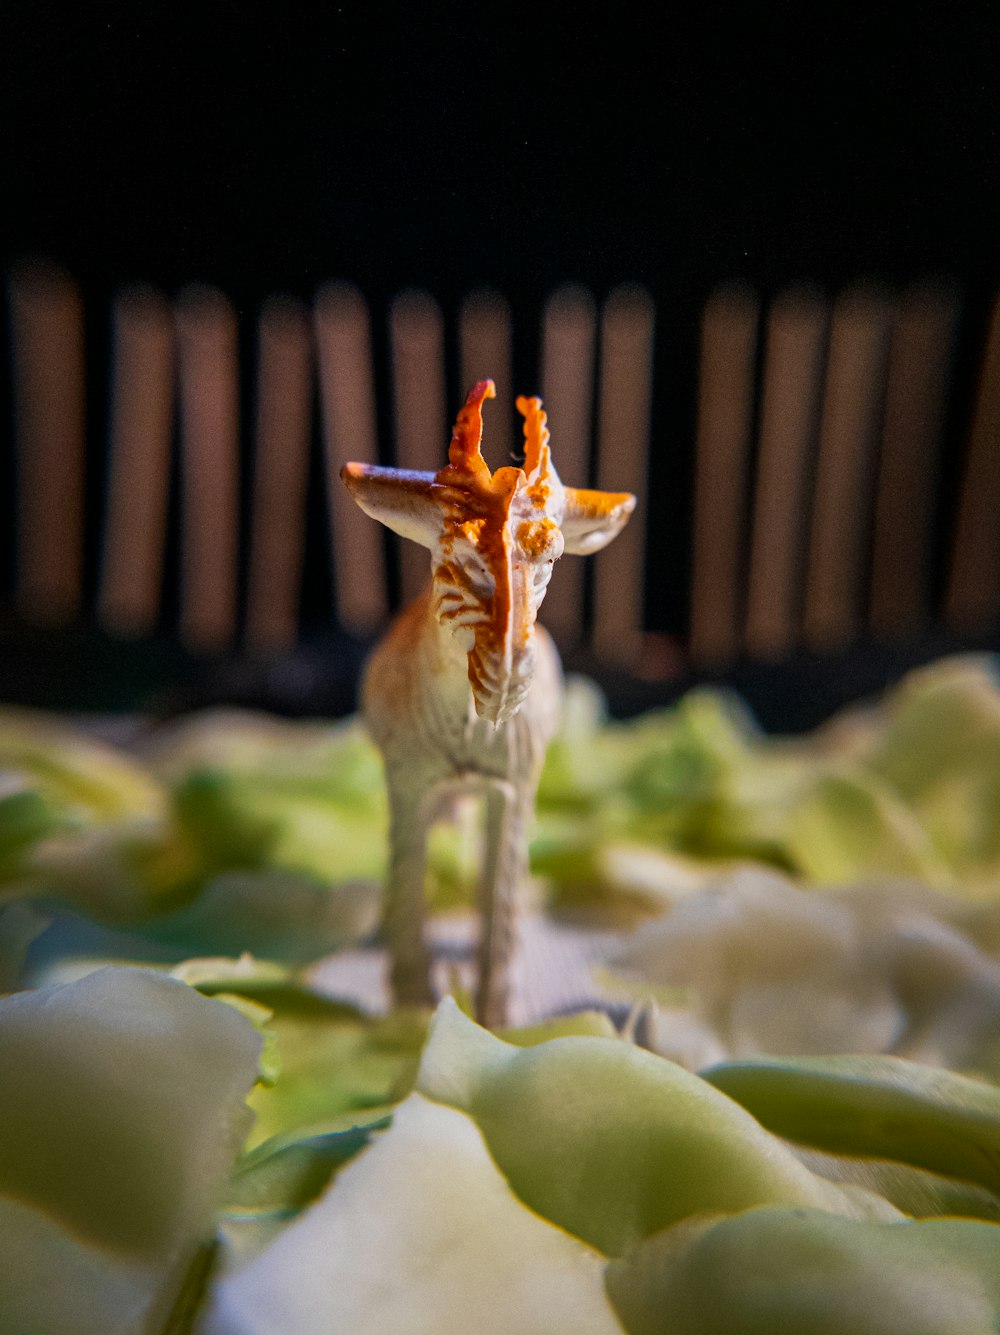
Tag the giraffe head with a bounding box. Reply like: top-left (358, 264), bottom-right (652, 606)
top-left (342, 380), bottom-right (635, 724)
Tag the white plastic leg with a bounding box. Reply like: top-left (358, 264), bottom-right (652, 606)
top-left (383, 781), bottom-right (436, 1007)
top-left (475, 781), bottom-right (528, 1028)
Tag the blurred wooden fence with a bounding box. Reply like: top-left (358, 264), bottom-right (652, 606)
top-left (5, 264), bottom-right (999, 677)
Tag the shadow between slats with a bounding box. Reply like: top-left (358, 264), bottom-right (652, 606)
top-left (945, 292), bottom-right (1000, 632)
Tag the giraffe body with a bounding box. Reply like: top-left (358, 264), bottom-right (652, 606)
top-left (342, 380), bottom-right (634, 1024)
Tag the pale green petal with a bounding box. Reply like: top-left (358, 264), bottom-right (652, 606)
top-left (703, 1052), bottom-right (1000, 1194)
top-left (23, 818), bottom-right (199, 921)
top-left (0, 709), bottom-right (194, 921)
top-left (0, 707), bottom-right (166, 821)
top-left (203, 1093), bottom-right (622, 1335)
top-left (0, 1195), bottom-right (173, 1335)
top-left (605, 1207), bottom-right (1000, 1335)
top-left (417, 1000), bottom-right (894, 1258)
top-left (145, 712), bottom-right (384, 803)
top-left (605, 869), bottom-right (1000, 1072)
top-left (0, 968), bottom-right (259, 1256)
top-left (0, 967), bottom-right (261, 1335)
top-left (786, 769), bottom-right (955, 886)
top-left (20, 867), bottom-right (378, 984)
top-left (143, 870), bottom-right (381, 962)
top-left (870, 656), bottom-right (1000, 801)
top-left (791, 1146), bottom-right (1000, 1222)
top-left (170, 954), bottom-right (291, 988)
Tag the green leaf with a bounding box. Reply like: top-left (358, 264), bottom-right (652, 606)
top-left (224, 1121), bottom-right (387, 1218)
top-left (0, 788), bottom-right (67, 871)
top-left (159, 1239), bottom-right (220, 1335)
top-left (0, 901), bottom-right (50, 991)
top-left (189, 982), bottom-right (427, 1148)
top-left (498, 1010), bottom-right (619, 1046)
top-left (209, 993), bottom-right (282, 1086)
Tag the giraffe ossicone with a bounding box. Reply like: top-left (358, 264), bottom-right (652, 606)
top-left (341, 380), bottom-right (635, 1025)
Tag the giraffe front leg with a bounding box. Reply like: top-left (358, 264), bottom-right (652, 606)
top-left (383, 780), bottom-right (436, 1008)
top-left (475, 782), bottom-right (529, 1029)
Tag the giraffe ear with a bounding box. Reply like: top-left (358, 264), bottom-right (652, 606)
top-left (561, 487), bottom-right (636, 555)
top-left (340, 463), bottom-right (443, 549)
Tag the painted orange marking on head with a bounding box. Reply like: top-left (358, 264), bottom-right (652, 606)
top-left (517, 517), bottom-right (559, 558)
top-left (441, 379), bottom-right (495, 481)
top-left (516, 395), bottom-right (549, 474)
top-left (516, 395), bottom-right (554, 509)
top-left (432, 383), bottom-right (523, 712)
top-left (460, 517), bottom-right (486, 544)
top-left (564, 486), bottom-right (635, 518)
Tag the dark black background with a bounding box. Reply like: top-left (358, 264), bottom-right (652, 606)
top-left (3, 4), bottom-right (997, 306)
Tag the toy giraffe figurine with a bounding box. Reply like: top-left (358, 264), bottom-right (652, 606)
top-left (341, 380), bottom-right (635, 1026)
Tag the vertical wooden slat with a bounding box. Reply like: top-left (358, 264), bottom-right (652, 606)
top-left (9, 264), bottom-right (85, 621)
top-left (245, 296), bottom-right (313, 653)
top-left (870, 283), bottom-right (958, 637)
top-left (591, 283), bottom-right (655, 666)
top-left (175, 285), bottom-right (240, 653)
top-left (945, 294), bottom-right (1000, 630)
top-left (314, 282), bottom-right (387, 633)
top-left (540, 284), bottom-right (597, 648)
top-left (389, 289), bottom-right (447, 604)
top-left (745, 288), bottom-right (827, 660)
top-left (802, 286), bottom-right (893, 653)
top-left (459, 289), bottom-right (512, 463)
top-left (99, 285), bottom-right (175, 636)
top-left (688, 285), bottom-right (759, 665)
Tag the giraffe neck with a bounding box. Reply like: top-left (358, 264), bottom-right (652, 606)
top-left (362, 585), bottom-right (561, 794)
top-left (383, 586), bottom-right (532, 735)
top-left (429, 589), bottom-right (537, 727)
